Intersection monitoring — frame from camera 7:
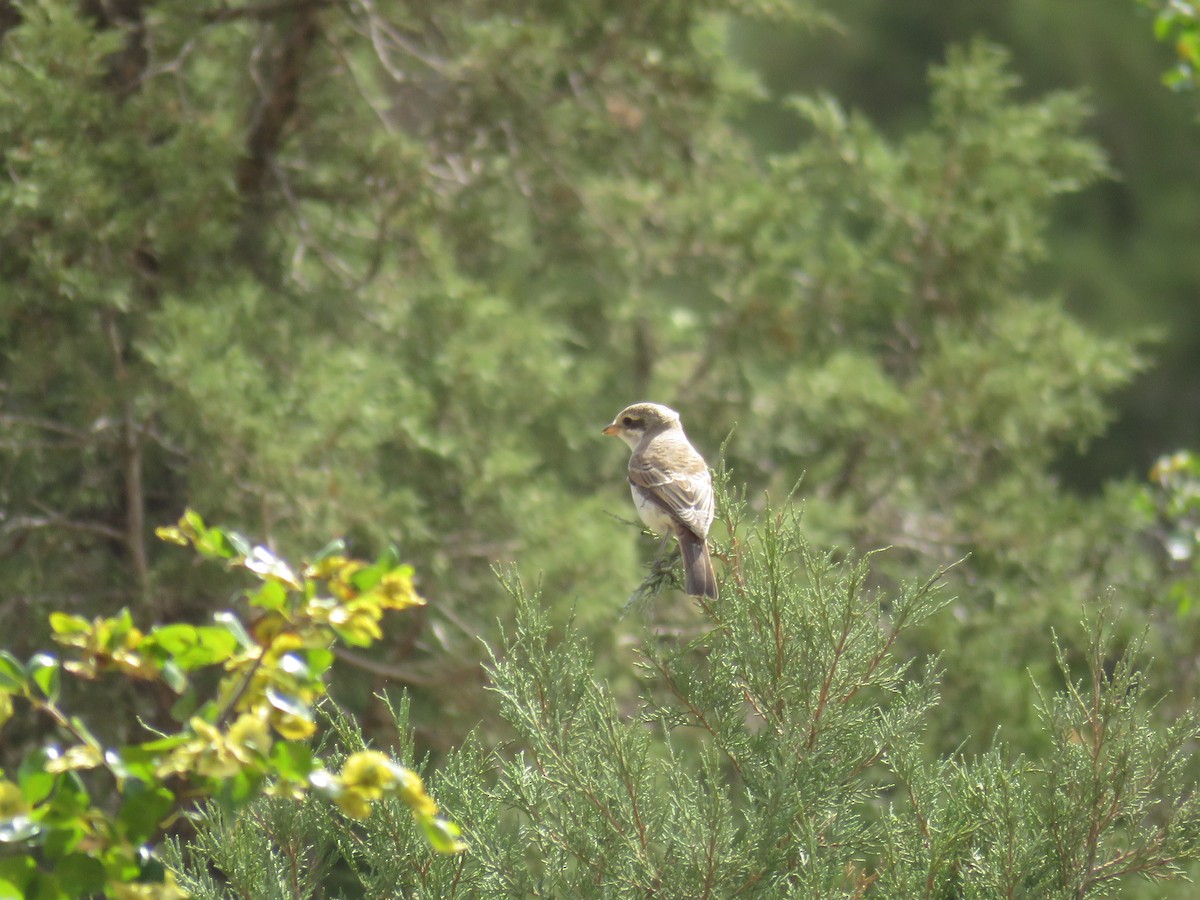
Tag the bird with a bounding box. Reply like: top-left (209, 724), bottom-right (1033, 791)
top-left (602, 402), bottom-right (717, 599)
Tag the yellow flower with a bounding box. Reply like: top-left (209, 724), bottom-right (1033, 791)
top-left (333, 789), bottom-right (373, 820)
top-left (340, 751), bottom-right (396, 798)
top-left (157, 713), bottom-right (271, 780)
top-left (395, 767), bottom-right (438, 817)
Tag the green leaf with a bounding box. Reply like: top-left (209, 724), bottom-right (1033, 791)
top-left (244, 546), bottom-right (301, 588)
top-left (348, 568), bottom-right (382, 593)
top-left (0, 654), bottom-right (26, 693)
top-left (47, 612), bottom-right (90, 637)
top-left (0, 856), bottom-right (35, 898)
top-left (115, 737), bottom-right (189, 782)
top-left (117, 784), bottom-right (175, 844)
top-left (348, 546), bottom-right (401, 592)
top-left (17, 750), bottom-right (57, 806)
top-left (182, 508), bottom-right (206, 537)
top-left (214, 769), bottom-right (261, 812)
top-left (160, 659), bottom-right (188, 694)
top-left (53, 852), bottom-right (105, 896)
top-left (132, 843), bottom-right (172, 883)
top-left (305, 648), bottom-right (335, 677)
top-left (420, 816), bottom-right (468, 854)
top-left (225, 530), bottom-right (253, 558)
top-left (185, 514), bottom-right (248, 561)
top-left (27, 655), bottom-right (60, 702)
top-left (375, 545), bottom-right (401, 570)
top-left (148, 623), bottom-right (239, 670)
top-left (146, 624), bottom-right (197, 655)
top-left (196, 528), bottom-right (238, 560)
top-left (127, 733), bottom-right (191, 755)
top-left (265, 687), bottom-right (312, 720)
top-left (43, 769), bottom-right (89, 819)
top-left (269, 742), bottom-right (314, 782)
top-left (1156, 10), bottom-right (1177, 42)
top-left (105, 748), bottom-right (156, 785)
top-left (213, 611), bottom-right (254, 650)
top-left (248, 579), bottom-right (289, 612)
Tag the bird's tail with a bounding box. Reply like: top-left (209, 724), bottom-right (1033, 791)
top-left (679, 531), bottom-right (718, 600)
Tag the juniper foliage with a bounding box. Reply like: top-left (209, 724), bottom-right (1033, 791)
top-left (170, 494), bottom-right (1200, 897)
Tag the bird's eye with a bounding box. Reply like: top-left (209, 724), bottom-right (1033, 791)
top-left (622, 416), bottom-right (636, 427)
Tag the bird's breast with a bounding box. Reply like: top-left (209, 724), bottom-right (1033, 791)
top-left (630, 484), bottom-right (675, 536)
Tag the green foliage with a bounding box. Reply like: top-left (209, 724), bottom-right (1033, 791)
top-left (1143, 451), bottom-right (1200, 614)
top-left (2, 0), bottom-right (1199, 894)
top-left (1140, 0), bottom-right (1200, 90)
top-left (169, 496), bottom-right (1200, 896)
top-left (0, 0), bottom-right (1163, 753)
top-left (0, 515), bottom-right (458, 898)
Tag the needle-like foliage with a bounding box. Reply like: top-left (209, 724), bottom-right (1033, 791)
top-left (172, 493), bottom-right (1200, 897)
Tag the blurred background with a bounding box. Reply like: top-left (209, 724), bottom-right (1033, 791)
top-left (1, 0), bottom-right (1198, 784)
top-left (730, 0), bottom-right (1200, 487)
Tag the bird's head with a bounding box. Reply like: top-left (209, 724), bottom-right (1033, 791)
top-left (602, 402), bottom-right (681, 450)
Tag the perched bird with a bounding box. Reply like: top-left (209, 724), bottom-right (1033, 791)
top-left (602, 402), bottom-right (717, 599)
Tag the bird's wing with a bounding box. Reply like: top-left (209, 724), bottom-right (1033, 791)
top-left (628, 440), bottom-right (714, 539)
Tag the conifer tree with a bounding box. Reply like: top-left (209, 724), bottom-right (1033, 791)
top-left (4, 1), bottom-right (1200, 894)
top-left (168, 490), bottom-right (1200, 897)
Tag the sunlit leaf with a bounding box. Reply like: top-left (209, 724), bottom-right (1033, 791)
top-left (0, 855), bottom-right (35, 896)
top-left (17, 750), bottom-right (58, 806)
top-left (160, 660), bottom-right (188, 694)
top-left (213, 612), bottom-right (254, 650)
top-left (44, 744), bottom-right (102, 774)
top-left (226, 530), bottom-right (253, 558)
top-left (47, 612), bottom-right (91, 637)
top-left (420, 816), bottom-right (468, 854)
top-left (154, 525), bottom-right (189, 546)
top-left (265, 687), bottom-right (311, 719)
top-left (305, 648), bottom-right (334, 677)
top-left (182, 508), bottom-right (206, 536)
top-left (0, 781), bottom-right (26, 819)
top-left (27, 654), bottom-right (60, 702)
top-left (249, 579), bottom-right (289, 612)
top-left (107, 747), bottom-right (157, 784)
top-left (148, 624), bottom-right (239, 670)
top-left (0, 654), bottom-right (24, 693)
top-left (244, 546), bottom-right (302, 588)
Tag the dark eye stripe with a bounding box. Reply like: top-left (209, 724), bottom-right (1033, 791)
top-left (623, 416), bottom-right (637, 426)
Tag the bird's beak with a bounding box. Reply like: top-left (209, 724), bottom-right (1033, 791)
top-left (602, 423), bottom-right (620, 436)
